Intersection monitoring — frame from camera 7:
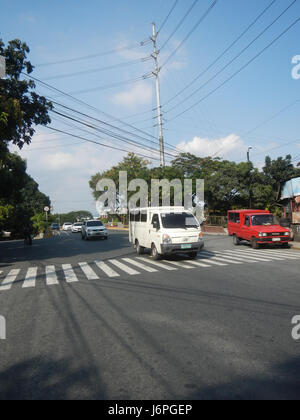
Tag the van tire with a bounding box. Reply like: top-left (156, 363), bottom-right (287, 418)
top-left (251, 237), bottom-right (259, 249)
top-left (136, 240), bottom-right (145, 255)
top-left (233, 235), bottom-right (240, 246)
top-left (151, 244), bottom-right (160, 260)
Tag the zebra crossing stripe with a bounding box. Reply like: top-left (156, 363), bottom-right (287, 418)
top-left (254, 250), bottom-right (299, 259)
top-left (78, 262), bottom-right (99, 280)
top-left (46, 266), bottom-right (59, 285)
top-left (95, 261), bottom-right (120, 278)
top-left (200, 251), bottom-right (243, 264)
top-left (62, 264), bottom-right (78, 283)
top-left (196, 257), bottom-right (228, 267)
top-left (0, 269), bottom-right (20, 291)
top-left (233, 250), bottom-right (284, 261)
top-left (222, 250), bottom-right (272, 262)
top-left (184, 260), bottom-right (211, 268)
top-left (122, 258), bottom-right (158, 273)
top-left (210, 252), bottom-right (257, 263)
top-left (23, 267), bottom-right (38, 288)
top-left (136, 257), bottom-right (177, 271)
top-left (162, 260), bottom-right (195, 269)
top-left (109, 259), bottom-right (140, 275)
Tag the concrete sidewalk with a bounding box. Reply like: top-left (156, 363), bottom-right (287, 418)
top-left (291, 241), bottom-right (300, 250)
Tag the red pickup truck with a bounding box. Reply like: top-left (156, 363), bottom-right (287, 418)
top-left (227, 209), bottom-right (291, 249)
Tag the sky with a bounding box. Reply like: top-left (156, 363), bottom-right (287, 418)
top-left (1, 0), bottom-right (300, 214)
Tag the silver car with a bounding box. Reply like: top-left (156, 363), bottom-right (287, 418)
top-left (81, 220), bottom-right (108, 240)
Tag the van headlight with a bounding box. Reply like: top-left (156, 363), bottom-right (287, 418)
top-left (284, 232), bottom-right (289, 236)
top-left (258, 233), bottom-right (268, 237)
top-left (162, 234), bottom-right (172, 244)
top-left (198, 232), bottom-right (203, 241)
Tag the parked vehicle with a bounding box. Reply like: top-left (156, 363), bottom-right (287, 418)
top-left (72, 222), bottom-right (83, 233)
top-left (227, 209), bottom-right (291, 249)
top-left (81, 220), bottom-right (108, 240)
top-left (50, 223), bottom-right (60, 231)
top-left (129, 207), bottom-right (204, 260)
top-left (62, 223), bottom-right (73, 231)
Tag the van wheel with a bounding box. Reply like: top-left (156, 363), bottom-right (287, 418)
top-left (251, 237), bottom-right (259, 249)
top-left (136, 240), bottom-right (145, 255)
top-left (151, 244), bottom-right (160, 260)
top-left (233, 235), bottom-right (240, 246)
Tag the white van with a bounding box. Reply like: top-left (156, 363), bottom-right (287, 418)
top-left (129, 207), bottom-right (204, 260)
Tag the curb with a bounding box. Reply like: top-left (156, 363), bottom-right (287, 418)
top-left (291, 242), bottom-right (300, 251)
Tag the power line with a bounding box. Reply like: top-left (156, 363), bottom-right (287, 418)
top-left (163, 0), bottom-right (277, 107)
top-left (43, 56), bottom-right (152, 81)
top-left (167, 15), bottom-right (300, 122)
top-left (35, 41), bottom-right (151, 67)
top-left (165, 0), bottom-right (296, 113)
top-left (160, 0), bottom-right (200, 51)
top-left (157, 0), bottom-right (179, 35)
top-left (161, 0), bottom-right (219, 69)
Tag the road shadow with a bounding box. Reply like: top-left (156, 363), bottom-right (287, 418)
top-left (0, 356), bottom-right (107, 400)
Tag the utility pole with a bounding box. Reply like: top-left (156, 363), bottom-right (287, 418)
top-left (151, 23), bottom-right (165, 167)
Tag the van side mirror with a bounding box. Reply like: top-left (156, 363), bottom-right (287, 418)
top-left (153, 221), bottom-right (159, 230)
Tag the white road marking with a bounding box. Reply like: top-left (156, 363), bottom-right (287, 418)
top-left (209, 252), bottom-right (256, 263)
top-left (0, 269), bottom-right (20, 291)
top-left (184, 260), bottom-right (211, 268)
top-left (136, 257), bottom-right (177, 271)
top-left (122, 258), bottom-right (158, 273)
top-left (162, 260), bottom-right (196, 269)
top-left (109, 259), bottom-right (140, 275)
top-left (222, 250), bottom-right (272, 262)
top-left (196, 257), bottom-right (228, 267)
top-left (95, 261), bottom-right (120, 278)
top-left (234, 250), bottom-right (285, 261)
top-left (62, 264), bottom-right (78, 283)
top-left (46, 266), bottom-right (59, 285)
top-left (200, 251), bottom-right (242, 265)
top-left (256, 250), bottom-right (299, 259)
top-left (23, 267), bottom-right (38, 288)
top-left (78, 262), bottom-right (99, 280)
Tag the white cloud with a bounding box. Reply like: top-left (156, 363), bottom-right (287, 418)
top-left (176, 134), bottom-right (246, 159)
top-left (111, 81), bottom-right (153, 108)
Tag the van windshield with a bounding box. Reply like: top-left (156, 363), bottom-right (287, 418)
top-left (251, 215), bottom-right (276, 226)
top-left (161, 213), bottom-right (199, 229)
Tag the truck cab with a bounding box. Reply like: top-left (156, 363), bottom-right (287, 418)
top-left (228, 210), bottom-right (291, 249)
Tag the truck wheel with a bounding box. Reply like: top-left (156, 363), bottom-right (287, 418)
top-left (136, 240), bottom-right (145, 255)
top-left (233, 235), bottom-right (240, 246)
top-left (151, 244), bottom-right (160, 260)
top-left (251, 237), bottom-right (259, 249)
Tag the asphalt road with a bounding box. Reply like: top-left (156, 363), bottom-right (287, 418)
top-left (0, 231), bottom-right (299, 400)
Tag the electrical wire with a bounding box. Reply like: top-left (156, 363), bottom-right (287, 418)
top-left (165, 0), bottom-right (297, 113)
top-left (43, 56), bottom-right (152, 81)
top-left (163, 0), bottom-right (277, 107)
top-left (161, 0), bottom-right (219, 69)
top-left (167, 15), bottom-right (300, 122)
top-left (157, 0), bottom-right (179, 35)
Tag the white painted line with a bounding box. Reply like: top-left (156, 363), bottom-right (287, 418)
top-left (162, 260), bottom-right (195, 269)
top-left (62, 264), bottom-right (78, 283)
top-left (109, 259), bottom-right (140, 275)
top-left (200, 252), bottom-right (242, 265)
top-left (222, 250), bottom-right (272, 262)
top-left (23, 267), bottom-right (38, 288)
top-left (0, 269), bottom-right (20, 291)
top-left (136, 257), bottom-right (177, 271)
top-left (95, 261), bottom-right (120, 278)
top-left (233, 250), bottom-right (284, 261)
top-left (78, 262), bottom-right (99, 280)
top-left (46, 266), bottom-right (59, 285)
top-left (184, 260), bottom-right (211, 268)
top-left (122, 258), bottom-right (158, 273)
top-left (210, 252), bottom-right (256, 263)
top-left (196, 257), bottom-right (228, 267)
top-left (257, 250), bottom-right (299, 259)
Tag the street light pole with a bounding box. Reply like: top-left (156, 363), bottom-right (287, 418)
top-left (247, 147), bottom-right (253, 208)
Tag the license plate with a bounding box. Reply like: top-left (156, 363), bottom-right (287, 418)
top-left (181, 244), bottom-right (192, 249)
top-left (272, 238), bottom-right (281, 242)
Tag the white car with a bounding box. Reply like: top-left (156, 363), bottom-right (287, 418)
top-left (62, 223), bottom-right (73, 231)
top-left (81, 220), bottom-right (108, 240)
top-left (72, 222), bottom-right (83, 233)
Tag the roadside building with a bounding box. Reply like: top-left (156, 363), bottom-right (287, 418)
top-left (277, 177), bottom-right (300, 241)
